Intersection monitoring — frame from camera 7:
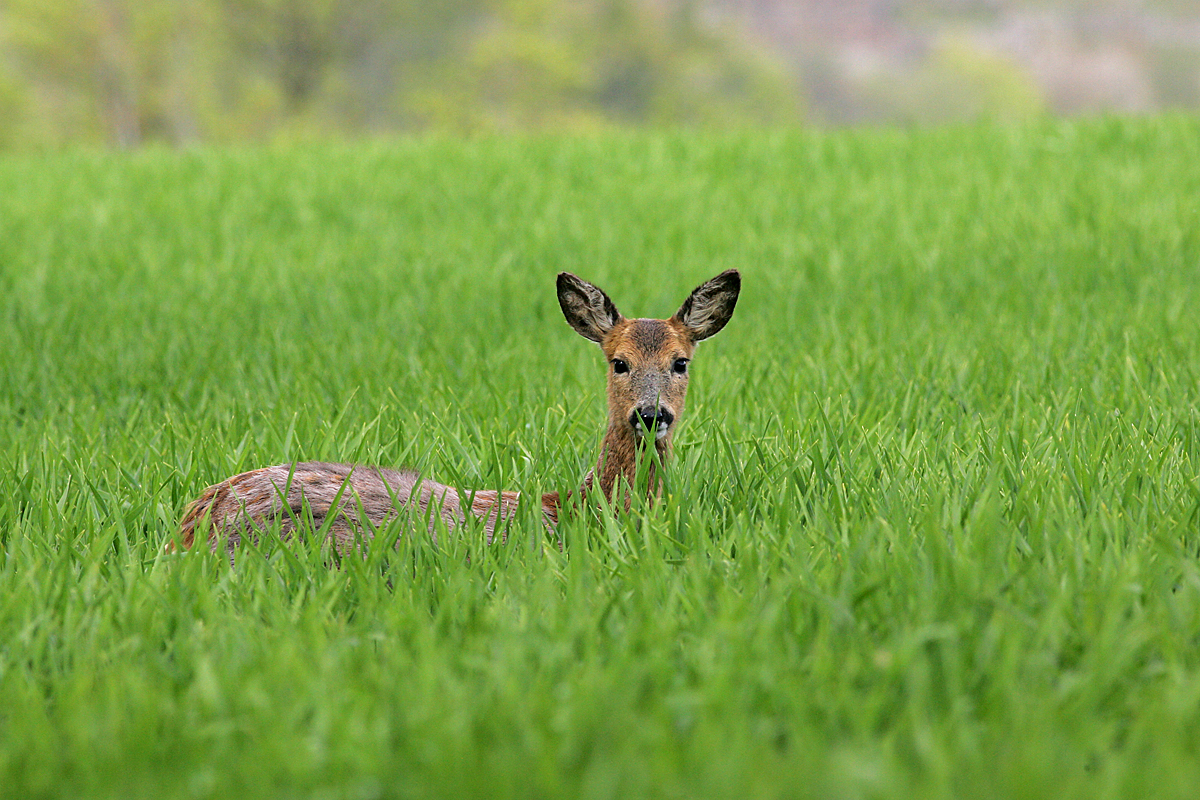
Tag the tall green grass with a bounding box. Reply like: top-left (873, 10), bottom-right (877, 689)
top-left (2, 117), bottom-right (1200, 798)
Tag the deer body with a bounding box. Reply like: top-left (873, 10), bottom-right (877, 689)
top-left (176, 270), bottom-right (740, 554)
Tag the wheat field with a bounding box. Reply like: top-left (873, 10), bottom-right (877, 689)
top-left (2, 118), bottom-right (1200, 798)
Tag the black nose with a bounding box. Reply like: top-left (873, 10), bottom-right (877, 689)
top-left (631, 408), bottom-right (674, 432)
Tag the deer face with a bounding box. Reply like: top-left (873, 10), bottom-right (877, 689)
top-left (557, 270), bottom-right (740, 443)
top-left (602, 318), bottom-right (694, 439)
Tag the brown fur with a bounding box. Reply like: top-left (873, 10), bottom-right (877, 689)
top-left (173, 270), bottom-right (739, 555)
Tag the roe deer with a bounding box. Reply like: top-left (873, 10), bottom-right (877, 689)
top-left (174, 270), bottom-right (740, 554)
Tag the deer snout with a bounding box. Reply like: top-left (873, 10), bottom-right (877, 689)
top-left (631, 407), bottom-right (674, 439)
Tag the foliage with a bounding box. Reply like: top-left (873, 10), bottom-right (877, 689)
top-left (2, 118), bottom-right (1200, 797)
top-left (431, 0), bottom-right (800, 130)
top-left (0, 0), bottom-right (800, 146)
top-left (857, 34), bottom-right (1046, 124)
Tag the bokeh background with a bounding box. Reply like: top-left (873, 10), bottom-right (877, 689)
top-left (1, 0), bottom-right (1198, 148)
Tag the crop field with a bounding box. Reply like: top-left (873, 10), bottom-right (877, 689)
top-left (2, 118), bottom-right (1200, 798)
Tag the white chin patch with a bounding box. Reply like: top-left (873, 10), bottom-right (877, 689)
top-left (632, 423), bottom-right (671, 439)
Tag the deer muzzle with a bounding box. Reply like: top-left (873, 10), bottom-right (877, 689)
top-left (631, 407), bottom-right (674, 439)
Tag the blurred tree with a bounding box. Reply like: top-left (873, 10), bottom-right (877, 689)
top-left (211, 0), bottom-right (486, 136)
top-left (421, 0), bottom-right (800, 131)
top-left (857, 34), bottom-right (1046, 124)
top-left (3, 0), bottom-right (194, 146)
top-left (217, 0), bottom-right (351, 114)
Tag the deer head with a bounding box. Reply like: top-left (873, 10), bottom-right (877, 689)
top-left (556, 269), bottom-right (741, 453)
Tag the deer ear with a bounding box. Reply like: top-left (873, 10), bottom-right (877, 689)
top-left (672, 269), bottom-right (740, 341)
top-left (557, 272), bottom-right (623, 343)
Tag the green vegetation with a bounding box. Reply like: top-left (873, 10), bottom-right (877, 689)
top-left (0, 0), bottom-right (798, 147)
top-left (2, 117), bottom-right (1200, 798)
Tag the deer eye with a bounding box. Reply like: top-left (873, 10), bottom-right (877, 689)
top-left (612, 359), bottom-right (630, 374)
top-left (672, 358), bottom-right (689, 375)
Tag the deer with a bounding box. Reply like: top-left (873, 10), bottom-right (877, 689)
top-left (172, 269), bottom-right (740, 556)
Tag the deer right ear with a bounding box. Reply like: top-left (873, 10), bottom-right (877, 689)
top-left (557, 273), bottom-right (623, 343)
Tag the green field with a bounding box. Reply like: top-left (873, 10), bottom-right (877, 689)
top-left (2, 118), bottom-right (1200, 798)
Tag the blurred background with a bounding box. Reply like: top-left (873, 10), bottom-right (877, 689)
top-left (1, 0), bottom-right (1198, 149)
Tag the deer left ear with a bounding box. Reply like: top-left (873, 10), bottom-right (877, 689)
top-left (672, 269), bottom-right (740, 342)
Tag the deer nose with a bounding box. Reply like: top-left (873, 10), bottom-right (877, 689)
top-left (631, 407), bottom-right (674, 434)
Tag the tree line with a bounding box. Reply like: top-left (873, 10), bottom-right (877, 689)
top-left (0, 0), bottom-right (800, 148)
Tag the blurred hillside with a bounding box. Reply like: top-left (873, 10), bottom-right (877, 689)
top-left (1, 0), bottom-right (1197, 148)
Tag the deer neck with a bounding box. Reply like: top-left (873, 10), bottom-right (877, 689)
top-left (540, 421), bottom-right (671, 525)
top-left (593, 420), bottom-right (670, 507)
